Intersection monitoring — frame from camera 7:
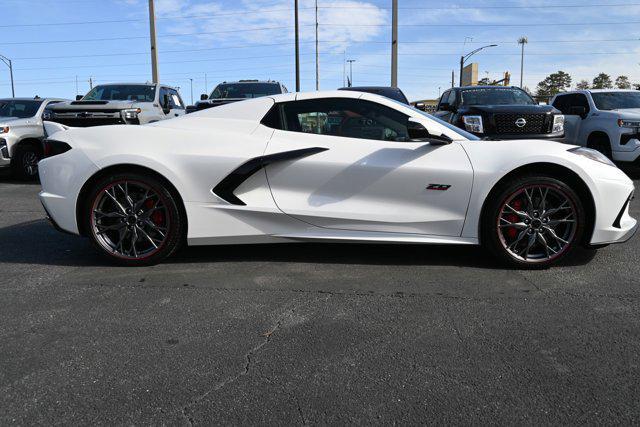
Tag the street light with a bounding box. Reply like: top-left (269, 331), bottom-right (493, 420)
top-left (347, 59), bottom-right (356, 87)
top-left (459, 44), bottom-right (497, 87)
top-left (518, 37), bottom-right (528, 88)
top-left (0, 54), bottom-right (15, 97)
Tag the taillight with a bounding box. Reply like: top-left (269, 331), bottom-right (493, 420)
top-left (42, 139), bottom-right (71, 158)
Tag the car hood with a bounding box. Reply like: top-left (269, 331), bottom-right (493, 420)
top-left (615, 108), bottom-right (640, 117)
top-left (49, 100), bottom-right (139, 111)
top-left (458, 104), bottom-right (559, 114)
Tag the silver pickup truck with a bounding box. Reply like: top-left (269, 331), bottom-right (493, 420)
top-left (0, 97), bottom-right (67, 180)
top-left (551, 89), bottom-right (640, 162)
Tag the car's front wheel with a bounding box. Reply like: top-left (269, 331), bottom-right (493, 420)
top-left (82, 172), bottom-right (185, 266)
top-left (482, 174), bottom-right (586, 268)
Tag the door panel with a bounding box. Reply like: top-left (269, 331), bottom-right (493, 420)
top-left (563, 115), bottom-right (582, 145)
top-left (265, 130), bottom-right (474, 236)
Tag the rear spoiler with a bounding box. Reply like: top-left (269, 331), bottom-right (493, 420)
top-left (43, 121), bottom-right (71, 138)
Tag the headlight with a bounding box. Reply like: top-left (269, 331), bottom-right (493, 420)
top-left (568, 146), bottom-right (616, 167)
top-left (617, 119), bottom-right (640, 128)
top-left (0, 126), bottom-right (8, 134)
top-left (462, 115), bottom-right (483, 133)
top-left (42, 111), bottom-right (52, 120)
top-left (122, 108), bottom-right (141, 120)
top-left (552, 114), bottom-right (564, 133)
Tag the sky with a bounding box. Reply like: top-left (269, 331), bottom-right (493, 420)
top-left (1, 0), bottom-right (640, 102)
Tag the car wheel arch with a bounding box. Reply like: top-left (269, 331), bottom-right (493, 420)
top-left (75, 164), bottom-right (188, 238)
top-left (477, 162), bottom-right (596, 247)
top-left (12, 138), bottom-right (43, 157)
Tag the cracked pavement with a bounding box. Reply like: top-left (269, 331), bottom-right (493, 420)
top-left (1, 171), bottom-right (640, 424)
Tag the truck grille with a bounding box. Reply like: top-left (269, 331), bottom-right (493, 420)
top-left (494, 113), bottom-right (547, 134)
top-left (47, 110), bottom-right (137, 127)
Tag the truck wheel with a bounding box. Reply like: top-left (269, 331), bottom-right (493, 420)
top-left (587, 134), bottom-right (612, 160)
top-left (11, 144), bottom-right (41, 181)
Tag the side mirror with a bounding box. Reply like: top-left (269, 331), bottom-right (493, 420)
top-left (407, 119), bottom-right (452, 145)
top-left (200, 93), bottom-right (208, 101)
top-left (414, 102), bottom-right (425, 110)
top-left (75, 95), bottom-right (83, 101)
top-left (569, 106), bottom-right (587, 118)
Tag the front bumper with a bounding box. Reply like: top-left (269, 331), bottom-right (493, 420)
top-left (481, 131), bottom-right (565, 141)
top-left (590, 177), bottom-right (637, 245)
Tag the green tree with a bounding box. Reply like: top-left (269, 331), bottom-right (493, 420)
top-left (576, 80), bottom-right (590, 90)
top-left (592, 73), bottom-right (613, 89)
top-left (536, 71), bottom-right (572, 96)
top-left (615, 75), bottom-right (631, 89)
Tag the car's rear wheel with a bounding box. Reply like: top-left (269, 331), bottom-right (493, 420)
top-left (83, 172), bottom-right (185, 266)
top-left (482, 174), bottom-right (586, 268)
top-left (11, 144), bottom-right (41, 180)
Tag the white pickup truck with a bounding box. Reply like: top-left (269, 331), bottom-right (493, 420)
top-left (550, 89), bottom-right (640, 162)
top-left (0, 97), bottom-right (67, 180)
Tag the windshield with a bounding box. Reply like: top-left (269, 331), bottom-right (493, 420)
top-left (591, 91), bottom-right (640, 110)
top-left (409, 105), bottom-right (480, 140)
top-left (210, 83), bottom-right (281, 99)
top-left (460, 88), bottom-right (535, 106)
top-left (0, 100), bottom-right (43, 119)
top-left (83, 85), bottom-right (156, 102)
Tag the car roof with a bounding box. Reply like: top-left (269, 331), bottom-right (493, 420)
top-left (90, 82), bottom-right (178, 89)
top-left (217, 80), bottom-right (281, 84)
top-left (340, 86), bottom-right (403, 91)
top-left (457, 86), bottom-right (522, 90)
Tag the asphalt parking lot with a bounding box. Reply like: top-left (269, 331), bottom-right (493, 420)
top-left (2, 170), bottom-right (640, 425)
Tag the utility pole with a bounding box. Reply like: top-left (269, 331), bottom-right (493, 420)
top-left (518, 36), bottom-right (528, 88)
top-left (315, 0), bottom-right (319, 90)
top-left (343, 51), bottom-right (346, 87)
top-left (189, 78), bottom-right (193, 104)
top-left (75, 76), bottom-right (78, 96)
top-left (148, 0), bottom-right (159, 84)
top-left (459, 44), bottom-right (498, 86)
top-left (89, 76), bottom-right (93, 89)
top-left (0, 54), bottom-right (15, 97)
top-left (451, 70), bottom-right (454, 87)
top-left (347, 59), bottom-right (356, 87)
top-left (294, 0), bottom-right (300, 92)
top-left (391, 0), bottom-right (398, 87)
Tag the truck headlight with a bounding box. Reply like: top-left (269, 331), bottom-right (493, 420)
top-left (552, 114), bottom-right (564, 133)
top-left (42, 110), bottom-right (52, 120)
top-left (122, 108), bottom-right (141, 120)
top-left (0, 126), bottom-right (9, 134)
top-left (618, 119), bottom-right (640, 129)
top-left (462, 115), bottom-right (483, 133)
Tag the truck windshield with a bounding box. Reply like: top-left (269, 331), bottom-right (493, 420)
top-left (210, 83), bottom-right (280, 99)
top-left (0, 100), bottom-right (43, 119)
top-left (83, 85), bottom-right (156, 102)
top-left (460, 88), bottom-right (535, 106)
top-left (591, 91), bottom-right (640, 110)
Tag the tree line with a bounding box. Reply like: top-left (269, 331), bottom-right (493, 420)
top-left (533, 71), bottom-right (639, 97)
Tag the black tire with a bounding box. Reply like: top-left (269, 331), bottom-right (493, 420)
top-left (11, 144), bottom-right (41, 181)
top-left (81, 172), bottom-right (186, 266)
top-left (481, 174), bottom-right (586, 269)
top-left (587, 133), bottom-right (613, 160)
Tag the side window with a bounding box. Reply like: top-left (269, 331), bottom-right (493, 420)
top-left (159, 87), bottom-right (169, 107)
top-left (438, 91), bottom-right (450, 109)
top-left (169, 89), bottom-right (185, 109)
top-left (281, 98), bottom-right (409, 142)
top-left (447, 90), bottom-right (457, 106)
top-left (552, 95), bottom-right (568, 114)
top-left (572, 94), bottom-right (590, 114)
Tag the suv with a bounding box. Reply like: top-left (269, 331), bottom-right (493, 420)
top-left (434, 86), bottom-right (564, 140)
top-left (0, 97), bottom-right (68, 180)
top-left (338, 86), bottom-right (410, 104)
top-left (551, 89), bottom-right (640, 162)
top-left (189, 80), bottom-right (287, 113)
top-left (45, 83), bottom-right (185, 127)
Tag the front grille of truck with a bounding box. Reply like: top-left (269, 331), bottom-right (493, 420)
top-left (48, 110), bottom-right (136, 127)
top-left (493, 113), bottom-right (547, 134)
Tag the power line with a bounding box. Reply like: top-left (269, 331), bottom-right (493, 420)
top-left (321, 21), bottom-right (640, 27)
top-left (319, 2), bottom-right (640, 10)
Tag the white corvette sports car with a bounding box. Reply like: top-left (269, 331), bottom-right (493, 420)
top-left (39, 90), bottom-right (636, 267)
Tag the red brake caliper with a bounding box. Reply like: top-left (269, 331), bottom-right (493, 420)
top-left (506, 199), bottom-right (523, 239)
top-left (145, 199), bottom-right (164, 226)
